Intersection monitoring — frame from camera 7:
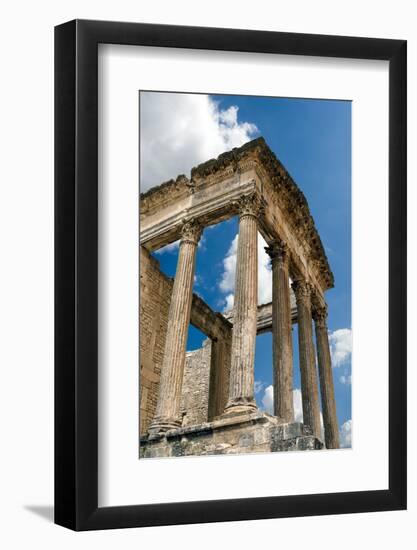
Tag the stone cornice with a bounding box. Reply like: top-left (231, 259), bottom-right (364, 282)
top-left (190, 139), bottom-right (259, 180)
top-left (140, 174), bottom-right (193, 215)
top-left (140, 137), bottom-right (334, 290)
top-left (253, 140), bottom-right (333, 289)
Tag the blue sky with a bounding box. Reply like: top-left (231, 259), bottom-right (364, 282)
top-left (141, 91), bottom-right (352, 446)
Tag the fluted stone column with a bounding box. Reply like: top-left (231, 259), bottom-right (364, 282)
top-left (224, 193), bottom-right (262, 415)
top-left (292, 279), bottom-right (321, 438)
top-left (265, 241), bottom-right (294, 422)
top-left (149, 220), bottom-right (202, 433)
top-left (313, 306), bottom-right (340, 448)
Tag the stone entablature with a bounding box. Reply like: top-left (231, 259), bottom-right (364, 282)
top-left (225, 297), bottom-right (298, 331)
top-left (140, 137), bottom-right (333, 297)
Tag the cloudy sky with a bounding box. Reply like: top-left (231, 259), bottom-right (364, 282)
top-left (140, 91), bottom-right (352, 448)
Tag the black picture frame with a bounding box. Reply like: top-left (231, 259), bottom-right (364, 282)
top-left (55, 19), bottom-right (407, 531)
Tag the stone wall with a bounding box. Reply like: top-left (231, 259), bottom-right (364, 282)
top-left (139, 247), bottom-right (172, 434)
top-left (181, 339), bottom-right (212, 427)
top-left (207, 336), bottom-right (232, 420)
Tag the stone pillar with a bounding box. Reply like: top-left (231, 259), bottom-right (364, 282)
top-left (292, 279), bottom-right (321, 438)
top-left (313, 306), bottom-right (340, 448)
top-left (224, 193), bottom-right (262, 415)
top-left (265, 241), bottom-right (294, 422)
top-left (149, 220), bottom-right (202, 432)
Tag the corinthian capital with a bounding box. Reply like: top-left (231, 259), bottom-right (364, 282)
top-left (236, 192), bottom-right (264, 219)
top-left (180, 219), bottom-right (203, 245)
top-left (265, 239), bottom-right (289, 266)
top-left (291, 279), bottom-right (312, 305)
top-left (313, 305), bottom-right (328, 328)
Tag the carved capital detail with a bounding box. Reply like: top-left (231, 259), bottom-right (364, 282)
top-left (180, 219), bottom-right (203, 245)
top-left (265, 239), bottom-right (289, 266)
top-left (313, 305), bottom-right (328, 328)
top-left (291, 279), bottom-right (312, 305)
top-left (236, 192), bottom-right (264, 219)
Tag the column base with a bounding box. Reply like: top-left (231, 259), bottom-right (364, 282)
top-left (148, 416), bottom-right (182, 435)
top-left (222, 397), bottom-right (258, 418)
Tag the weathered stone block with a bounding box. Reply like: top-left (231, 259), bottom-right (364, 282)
top-left (140, 412), bottom-right (323, 458)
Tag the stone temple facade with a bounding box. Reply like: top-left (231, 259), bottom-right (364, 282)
top-left (139, 137), bottom-right (339, 458)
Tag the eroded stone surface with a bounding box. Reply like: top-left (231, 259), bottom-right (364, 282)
top-left (140, 414), bottom-right (323, 458)
top-left (181, 340), bottom-right (211, 427)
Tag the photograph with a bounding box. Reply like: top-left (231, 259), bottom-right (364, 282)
top-left (0, 0), bottom-right (409, 542)
top-left (139, 91), bottom-right (352, 458)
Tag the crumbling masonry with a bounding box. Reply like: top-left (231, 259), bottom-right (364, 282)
top-left (139, 137), bottom-right (339, 458)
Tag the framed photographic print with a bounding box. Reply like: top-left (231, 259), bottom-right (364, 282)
top-left (55, 20), bottom-right (406, 530)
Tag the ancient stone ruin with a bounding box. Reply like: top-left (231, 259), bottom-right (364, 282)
top-left (139, 137), bottom-right (339, 458)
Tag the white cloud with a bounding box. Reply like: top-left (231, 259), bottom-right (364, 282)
top-left (339, 374), bottom-right (352, 385)
top-left (219, 233), bottom-right (272, 311)
top-left (261, 384), bottom-right (274, 414)
top-left (140, 92), bottom-right (258, 191)
top-left (224, 294), bottom-right (235, 311)
top-left (261, 386), bottom-right (301, 420)
top-left (258, 235), bottom-right (273, 305)
top-left (329, 328), bottom-right (352, 368)
top-left (254, 380), bottom-right (265, 395)
top-left (219, 234), bottom-right (238, 296)
top-left (292, 388), bottom-right (303, 423)
top-left (339, 419), bottom-right (352, 448)
top-left (262, 385), bottom-right (302, 420)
